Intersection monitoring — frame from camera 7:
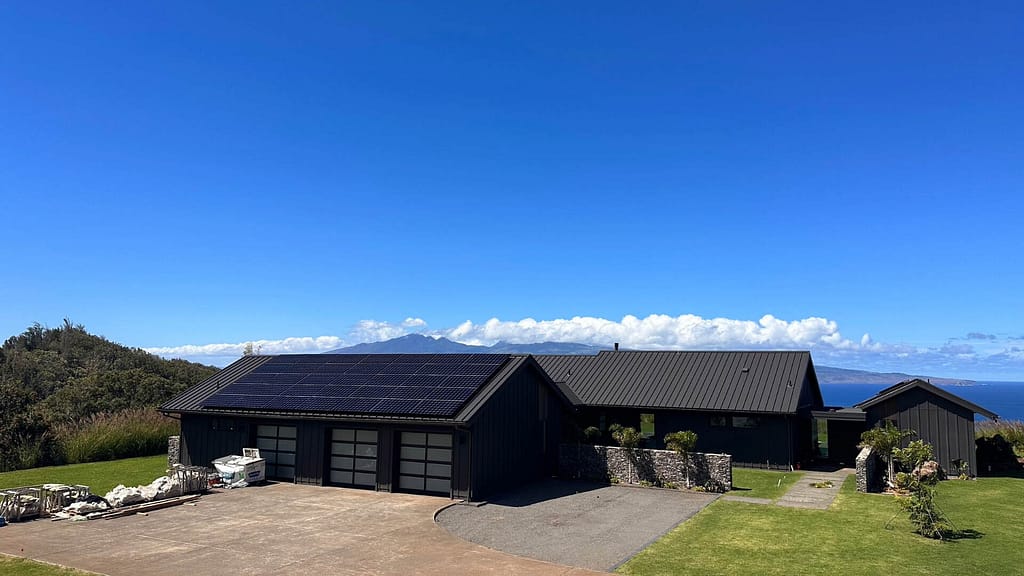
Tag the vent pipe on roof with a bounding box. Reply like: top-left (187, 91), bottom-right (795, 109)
top-left (614, 342), bottom-right (619, 351)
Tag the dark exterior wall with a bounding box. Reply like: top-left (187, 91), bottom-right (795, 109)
top-left (863, 387), bottom-right (979, 475)
top-left (827, 420), bottom-right (867, 465)
top-left (574, 408), bottom-right (799, 469)
top-left (467, 365), bottom-right (562, 500)
top-left (179, 415), bottom-right (251, 468)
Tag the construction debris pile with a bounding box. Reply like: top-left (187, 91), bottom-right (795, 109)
top-left (0, 484), bottom-right (91, 522)
top-left (0, 465), bottom-right (213, 524)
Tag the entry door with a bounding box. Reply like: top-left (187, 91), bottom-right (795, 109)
top-left (329, 428), bottom-right (378, 488)
top-left (256, 424), bottom-right (297, 480)
top-left (398, 431), bottom-right (452, 495)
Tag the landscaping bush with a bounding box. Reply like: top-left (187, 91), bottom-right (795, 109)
top-left (976, 419), bottom-right (1023, 457)
top-left (55, 408), bottom-right (179, 464)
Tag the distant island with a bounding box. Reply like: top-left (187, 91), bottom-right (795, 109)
top-left (328, 334), bottom-right (975, 386)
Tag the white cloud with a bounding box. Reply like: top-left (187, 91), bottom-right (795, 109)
top-left (145, 336), bottom-right (345, 358)
top-left (143, 313), bottom-right (1024, 378)
top-left (432, 314), bottom-right (860, 351)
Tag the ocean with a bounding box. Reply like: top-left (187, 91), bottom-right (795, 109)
top-left (820, 381), bottom-right (1024, 422)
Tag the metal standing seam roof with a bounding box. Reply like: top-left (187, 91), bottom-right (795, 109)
top-left (535, 350), bottom-right (815, 414)
top-left (160, 354), bottom-right (274, 413)
top-left (160, 353), bottom-right (563, 423)
top-left (854, 378), bottom-right (998, 420)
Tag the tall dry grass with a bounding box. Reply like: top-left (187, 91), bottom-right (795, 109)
top-left (976, 419), bottom-right (1024, 456)
top-left (56, 408), bottom-right (180, 464)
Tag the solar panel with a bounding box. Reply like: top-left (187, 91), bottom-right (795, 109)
top-left (371, 398), bottom-right (421, 414)
top-left (200, 353), bottom-right (509, 416)
top-left (431, 387), bottom-right (476, 402)
top-left (414, 399), bottom-right (464, 416)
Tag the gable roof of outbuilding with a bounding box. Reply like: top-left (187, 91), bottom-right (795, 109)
top-left (854, 378), bottom-right (998, 420)
top-left (535, 350), bottom-right (819, 414)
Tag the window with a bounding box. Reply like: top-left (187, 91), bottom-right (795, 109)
top-left (733, 416), bottom-right (760, 429)
top-left (640, 413), bottom-right (655, 438)
top-left (710, 415), bottom-right (728, 428)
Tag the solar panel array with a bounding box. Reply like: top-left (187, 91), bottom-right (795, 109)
top-left (202, 354), bottom-right (509, 418)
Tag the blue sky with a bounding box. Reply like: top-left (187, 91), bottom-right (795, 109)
top-left (2, 2), bottom-right (1022, 378)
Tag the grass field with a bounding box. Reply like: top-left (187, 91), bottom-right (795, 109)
top-left (1, 456), bottom-right (170, 575)
top-left (619, 474), bottom-right (1024, 575)
top-left (730, 468), bottom-right (803, 500)
top-left (0, 556), bottom-right (94, 576)
top-left (0, 454), bottom-right (168, 496)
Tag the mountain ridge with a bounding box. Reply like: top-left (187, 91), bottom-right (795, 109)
top-left (327, 334), bottom-right (974, 386)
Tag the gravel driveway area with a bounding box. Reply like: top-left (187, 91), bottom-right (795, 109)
top-left (436, 480), bottom-right (719, 571)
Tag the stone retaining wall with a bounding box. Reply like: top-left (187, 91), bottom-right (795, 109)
top-left (560, 443), bottom-right (732, 491)
top-left (168, 435), bottom-right (181, 469)
top-left (855, 446), bottom-right (882, 493)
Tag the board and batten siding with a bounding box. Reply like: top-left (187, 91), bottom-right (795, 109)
top-left (864, 387), bottom-right (979, 475)
top-left (179, 414), bottom-right (249, 468)
top-left (468, 365), bottom-right (562, 500)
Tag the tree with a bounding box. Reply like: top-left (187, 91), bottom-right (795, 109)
top-left (888, 439), bottom-right (952, 539)
top-left (860, 422), bottom-right (916, 488)
top-left (664, 430), bottom-right (698, 487)
top-left (893, 439), bottom-right (934, 471)
top-left (609, 424), bottom-right (643, 483)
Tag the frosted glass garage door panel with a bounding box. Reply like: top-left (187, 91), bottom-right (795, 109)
top-left (425, 478), bottom-right (449, 494)
top-left (399, 476), bottom-right (425, 491)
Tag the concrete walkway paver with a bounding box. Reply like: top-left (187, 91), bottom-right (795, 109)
top-left (775, 468), bottom-right (853, 510)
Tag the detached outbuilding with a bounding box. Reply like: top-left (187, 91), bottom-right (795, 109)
top-left (160, 353), bottom-right (569, 501)
top-left (854, 379), bottom-right (998, 475)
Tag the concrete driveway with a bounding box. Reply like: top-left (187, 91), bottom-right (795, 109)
top-left (437, 480), bottom-right (719, 571)
top-left (0, 483), bottom-right (604, 576)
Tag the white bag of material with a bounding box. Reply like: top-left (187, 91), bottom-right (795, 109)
top-left (104, 485), bottom-right (146, 508)
top-left (66, 500), bottom-right (110, 514)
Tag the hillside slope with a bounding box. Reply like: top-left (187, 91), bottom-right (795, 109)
top-left (0, 321), bottom-right (217, 471)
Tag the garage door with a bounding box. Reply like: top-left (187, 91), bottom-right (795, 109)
top-left (328, 428), bottom-right (378, 488)
top-left (398, 431), bottom-right (452, 495)
top-left (256, 424), bottom-right (296, 480)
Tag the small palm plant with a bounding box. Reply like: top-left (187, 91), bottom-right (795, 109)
top-left (609, 424), bottom-right (643, 483)
top-left (664, 430), bottom-right (698, 488)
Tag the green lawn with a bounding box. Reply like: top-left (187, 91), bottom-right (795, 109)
top-left (729, 468), bottom-right (803, 500)
top-left (0, 455), bottom-right (168, 496)
top-left (0, 556), bottom-right (94, 576)
top-left (619, 475), bottom-right (1024, 575)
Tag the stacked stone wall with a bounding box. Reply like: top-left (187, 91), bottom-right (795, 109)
top-left (559, 443), bottom-right (732, 491)
top-left (855, 446), bottom-right (882, 493)
top-left (168, 435), bottom-right (181, 469)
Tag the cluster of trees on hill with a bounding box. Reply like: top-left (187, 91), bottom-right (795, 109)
top-left (0, 320), bottom-right (217, 471)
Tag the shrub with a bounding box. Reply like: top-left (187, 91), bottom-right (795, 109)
top-left (56, 408), bottom-right (179, 464)
top-left (893, 439), bottom-right (934, 471)
top-left (582, 426), bottom-right (602, 445)
top-left (664, 431), bottom-right (698, 454)
top-left (894, 471), bottom-right (954, 539)
top-left (860, 422), bottom-right (916, 487)
top-left (976, 419), bottom-right (1024, 456)
top-left (609, 424), bottom-right (642, 449)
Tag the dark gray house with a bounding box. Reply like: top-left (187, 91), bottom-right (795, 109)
top-left (855, 379), bottom-right (997, 475)
top-left (537, 350), bottom-right (824, 469)
top-left (160, 353), bottom-right (568, 500)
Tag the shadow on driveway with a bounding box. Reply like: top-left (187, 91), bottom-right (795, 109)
top-left (437, 479), bottom-right (718, 572)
